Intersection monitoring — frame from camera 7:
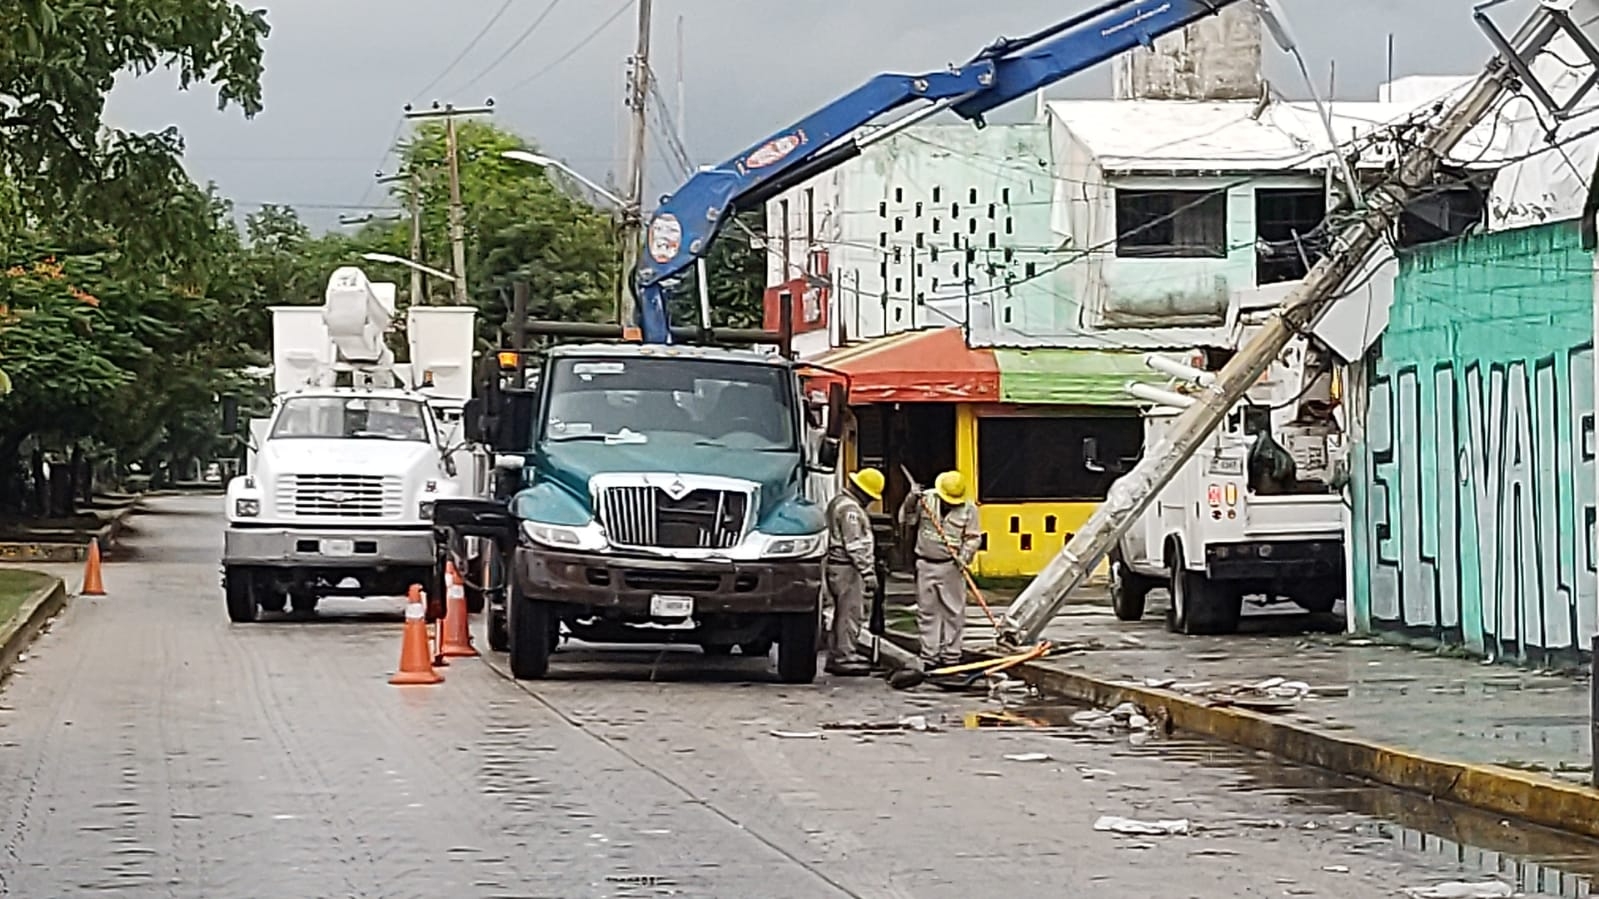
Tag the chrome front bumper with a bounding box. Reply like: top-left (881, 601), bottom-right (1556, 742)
top-left (222, 526), bottom-right (436, 567)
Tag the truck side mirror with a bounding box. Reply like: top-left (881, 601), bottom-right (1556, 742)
top-left (463, 397), bottom-right (486, 444)
top-left (1083, 437), bottom-right (1104, 473)
top-left (816, 438), bottom-right (840, 472)
top-left (825, 382), bottom-right (847, 440)
top-left (491, 388), bottom-right (537, 454)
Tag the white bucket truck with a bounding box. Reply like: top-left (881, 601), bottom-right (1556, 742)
top-left (1103, 334), bottom-right (1349, 635)
top-left (222, 266), bottom-right (480, 622)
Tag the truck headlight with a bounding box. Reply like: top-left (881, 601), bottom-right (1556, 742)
top-left (759, 532), bottom-right (825, 560)
top-left (419, 501), bottom-right (436, 520)
top-left (235, 498), bottom-right (260, 518)
top-left (521, 520), bottom-right (607, 552)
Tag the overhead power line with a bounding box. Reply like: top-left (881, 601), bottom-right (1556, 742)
top-left (411, 0), bottom-right (516, 103)
top-left (449, 0), bottom-right (567, 96)
top-left (504, 0), bottom-right (634, 94)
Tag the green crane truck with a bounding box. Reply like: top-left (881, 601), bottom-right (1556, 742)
top-left (434, 324), bottom-right (846, 684)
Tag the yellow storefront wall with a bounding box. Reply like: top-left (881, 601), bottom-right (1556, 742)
top-left (954, 404), bottom-right (1110, 580)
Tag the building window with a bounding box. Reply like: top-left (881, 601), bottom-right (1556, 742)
top-left (1114, 189), bottom-right (1227, 258)
top-left (1255, 187), bottom-right (1327, 284)
top-left (977, 414), bottom-right (1144, 503)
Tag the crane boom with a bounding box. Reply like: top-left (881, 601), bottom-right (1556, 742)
top-left (997, 0), bottom-right (1599, 646)
top-left (633, 0), bottom-right (1263, 343)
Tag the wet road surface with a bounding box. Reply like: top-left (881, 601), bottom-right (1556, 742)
top-left (0, 495), bottom-right (1593, 897)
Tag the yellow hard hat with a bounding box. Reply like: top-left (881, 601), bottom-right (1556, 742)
top-left (849, 467), bottom-right (885, 501)
top-left (934, 470), bottom-right (969, 505)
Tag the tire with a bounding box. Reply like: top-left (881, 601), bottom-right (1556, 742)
top-left (739, 639), bottom-right (773, 658)
top-left (225, 568), bottom-right (259, 624)
top-left (775, 611), bottom-right (820, 684)
top-left (486, 607), bottom-right (510, 652)
top-left (259, 593), bottom-right (287, 614)
top-left (508, 593), bottom-right (553, 680)
top-left (1165, 545), bottom-right (1242, 636)
top-left (1109, 548), bottom-right (1153, 622)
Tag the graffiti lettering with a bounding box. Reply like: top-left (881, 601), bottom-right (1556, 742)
top-left (1361, 344), bottom-right (1596, 664)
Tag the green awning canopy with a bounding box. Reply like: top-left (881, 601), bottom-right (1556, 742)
top-left (994, 348), bottom-right (1167, 406)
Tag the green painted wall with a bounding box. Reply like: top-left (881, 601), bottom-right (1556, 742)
top-left (1351, 220), bottom-right (1596, 664)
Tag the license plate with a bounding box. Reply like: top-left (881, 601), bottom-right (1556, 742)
top-left (322, 538), bottom-right (355, 557)
top-left (650, 594), bottom-right (694, 618)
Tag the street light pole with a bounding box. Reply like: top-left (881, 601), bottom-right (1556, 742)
top-left (361, 253), bottom-right (458, 284)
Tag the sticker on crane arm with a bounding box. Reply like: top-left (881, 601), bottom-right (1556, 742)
top-left (740, 131), bottom-right (806, 173)
top-left (648, 214), bottom-right (683, 264)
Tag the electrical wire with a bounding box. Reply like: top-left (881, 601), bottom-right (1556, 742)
top-left (448, 0), bottom-right (567, 97)
top-left (502, 0), bottom-right (634, 94)
top-left (410, 0), bottom-right (516, 103)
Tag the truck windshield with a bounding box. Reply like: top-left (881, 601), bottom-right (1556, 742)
top-left (269, 396), bottom-right (431, 442)
top-left (542, 357), bottom-right (796, 451)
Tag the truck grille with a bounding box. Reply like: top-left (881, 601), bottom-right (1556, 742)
top-left (277, 474), bottom-right (403, 518)
top-left (598, 486), bottom-right (749, 549)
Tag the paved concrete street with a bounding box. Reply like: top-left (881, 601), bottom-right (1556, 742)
top-left (0, 496), bottom-right (1590, 898)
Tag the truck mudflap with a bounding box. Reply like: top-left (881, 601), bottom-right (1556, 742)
top-left (517, 547), bottom-right (822, 615)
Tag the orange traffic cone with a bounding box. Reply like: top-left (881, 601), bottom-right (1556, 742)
top-left (81, 540), bottom-right (106, 597)
top-left (440, 562), bottom-right (478, 659)
top-left (390, 585), bottom-right (443, 686)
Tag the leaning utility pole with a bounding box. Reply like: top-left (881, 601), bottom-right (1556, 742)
top-left (618, 0), bottom-right (655, 327)
top-left (404, 102), bottom-right (494, 307)
top-left (998, 3), bottom-right (1594, 648)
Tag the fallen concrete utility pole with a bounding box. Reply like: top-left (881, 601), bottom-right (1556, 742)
top-left (998, 1), bottom-right (1599, 648)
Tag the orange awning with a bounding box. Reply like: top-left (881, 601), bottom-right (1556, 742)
top-left (806, 328), bottom-right (999, 404)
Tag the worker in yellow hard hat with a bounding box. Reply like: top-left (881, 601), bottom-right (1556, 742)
top-left (898, 469), bottom-right (981, 676)
top-left (823, 466), bottom-right (885, 676)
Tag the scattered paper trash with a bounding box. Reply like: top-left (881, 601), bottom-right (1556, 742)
top-left (1094, 815), bottom-right (1189, 836)
top-left (1004, 752), bottom-right (1052, 763)
top-left (1401, 882), bottom-right (1513, 899)
top-left (1322, 865), bottom-right (1349, 874)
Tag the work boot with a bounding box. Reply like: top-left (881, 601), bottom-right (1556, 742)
top-left (826, 660), bottom-right (872, 677)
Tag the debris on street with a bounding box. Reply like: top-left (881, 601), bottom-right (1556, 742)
top-left (770, 730), bottom-right (825, 740)
top-left (1003, 752), bottom-right (1052, 763)
top-left (821, 715), bottom-right (938, 733)
top-left (1069, 701), bottom-right (1158, 736)
top-left (1093, 815), bottom-right (1190, 836)
top-left (1401, 882), bottom-right (1513, 899)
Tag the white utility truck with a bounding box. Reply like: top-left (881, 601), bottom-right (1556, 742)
top-left (1104, 334), bottom-right (1348, 635)
top-left (222, 266), bottom-right (481, 622)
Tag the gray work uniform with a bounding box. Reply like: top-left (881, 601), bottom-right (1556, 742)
top-left (899, 489), bottom-right (981, 669)
top-left (824, 492), bottom-right (875, 668)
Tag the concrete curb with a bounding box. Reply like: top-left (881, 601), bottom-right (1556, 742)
top-left (882, 627), bottom-right (1599, 841)
top-left (0, 578), bottom-right (67, 684)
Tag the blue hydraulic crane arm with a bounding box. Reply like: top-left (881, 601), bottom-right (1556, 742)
top-left (634, 0), bottom-right (1247, 344)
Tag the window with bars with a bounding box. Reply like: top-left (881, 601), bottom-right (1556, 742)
top-left (1114, 189), bottom-right (1227, 258)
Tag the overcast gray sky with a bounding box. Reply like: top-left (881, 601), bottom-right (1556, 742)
top-left (103, 0), bottom-right (1529, 230)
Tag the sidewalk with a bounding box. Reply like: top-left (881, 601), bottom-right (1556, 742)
top-left (887, 586), bottom-right (1599, 839)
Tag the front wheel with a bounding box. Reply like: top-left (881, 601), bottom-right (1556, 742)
top-left (1109, 548), bottom-right (1155, 622)
top-left (508, 594), bottom-right (554, 680)
top-left (775, 611), bottom-right (820, 684)
top-left (224, 568), bottom-right (259, 624)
